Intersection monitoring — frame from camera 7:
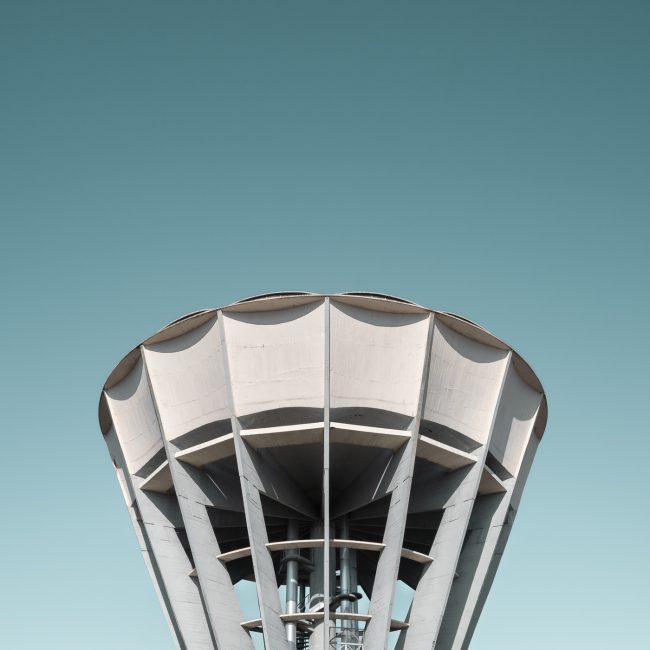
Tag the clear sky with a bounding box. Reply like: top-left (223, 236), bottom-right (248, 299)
top-left (1, 1), bottom-right (649, 648)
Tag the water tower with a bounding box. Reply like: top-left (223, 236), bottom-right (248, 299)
top-left (99, 292), bottom-right (547, 650)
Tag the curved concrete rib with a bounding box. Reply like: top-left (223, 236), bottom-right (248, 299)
top-left (218, 311), bottom-right (290, 650)
top-left (141, 346), bottom-right (253, 650)
top-left (104, 359), bottom-right (215, 649)
top-left (363, 313), bottom-right (435, 650)
top-left (397, 350), bottom-right (513, 650)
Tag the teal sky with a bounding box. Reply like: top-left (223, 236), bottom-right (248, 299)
top-left (1, 1), bottom-right (649, 648)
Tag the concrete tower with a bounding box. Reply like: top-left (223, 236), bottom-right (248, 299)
top-left (98, 292), bottom-right (547, 650)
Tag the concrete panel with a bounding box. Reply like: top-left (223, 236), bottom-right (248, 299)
top-left (222, 301), bottom-right (325, 417)
top-left (105, 356), bottom-right (164, 475)
top-left (489, 363), bottom-right (542, 476)
top-left (422, 321), bottom-right (510, 445)
top-left (330, 301), bottom-right (430, 417)
top-left (143, 316), bottom-right (230, 442)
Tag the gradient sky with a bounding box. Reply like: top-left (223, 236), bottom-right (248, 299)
top-left (1, 1), bottom-right (649, 648)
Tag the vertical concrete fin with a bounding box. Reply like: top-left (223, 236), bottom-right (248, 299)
top-left (105, 363), bottom-right (216, 650)
top-left (438, 391), bottom-right (543, 650)
top-left (402, 350), bottom-right (512, 650)
top-left (456, 399), bottom-right (543, 650)
top-left (141, 346), bottom-right (253, 650)
top-left (105, 424), bottom-right (183, 650)
top-left (363, 312), bottom-right (435, 650)
top-left (323, 297), bottom-right (332, 647)
top-left (218, 310), bottom-right (290, 650)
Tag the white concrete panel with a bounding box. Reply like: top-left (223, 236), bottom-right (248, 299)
top-left (105, 356), bottom-right (164, 475)
top-left (423, 321), bottom-right (510, 445)
top-left (143, 317), bottom-right (230, 441)
top-left (489, 363), bottom-right (542, 476)
top-left (330, 301), bottom-right (430, 417)
top-left (222, 301), bottom-right (325, 416)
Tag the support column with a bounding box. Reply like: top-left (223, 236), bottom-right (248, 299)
top-left (323, 298), bottom-right (332, 649)
top-left (308, 522), bottom-right (328, 650)
top-left (435, 491), bottom-right (506, 650)
top-left (453, 424), bottom-right (542, 650)
top-left (399, 352), bottom-right (512, 650)
top-left (363, 313), bottom-right (435, 650)
top-left (142, 347), bottom-right (255, 650)
top-left (285, 520), bottom-right (300, 649)
top-left (339, 517), bottom-right (360, 644)
top-left (218, 311), bottom-right (290, 650)
top-left (106, 430), bottom-right (214, 648)
top-left (105, 427), bottom-right (183, 649)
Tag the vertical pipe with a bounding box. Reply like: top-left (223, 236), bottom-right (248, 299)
top-left (286, 520), bottom-right (299, 648)
top-left (340, 517), bottom-right (351, 602)
top-left (340, 519), bottom-right (351, 644)
top-left (323, 297), bottom-right (332, 649)
top-left (309, 522), bottom-right (325, 609)
top-left (308, 521), bottom-right (327, 649)
top-left (298, 584), bottom-right (305, 614)
top-left (340, 518), bottom-right (360, 643)
top-left (350, 547), bottom-right (359, 640)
